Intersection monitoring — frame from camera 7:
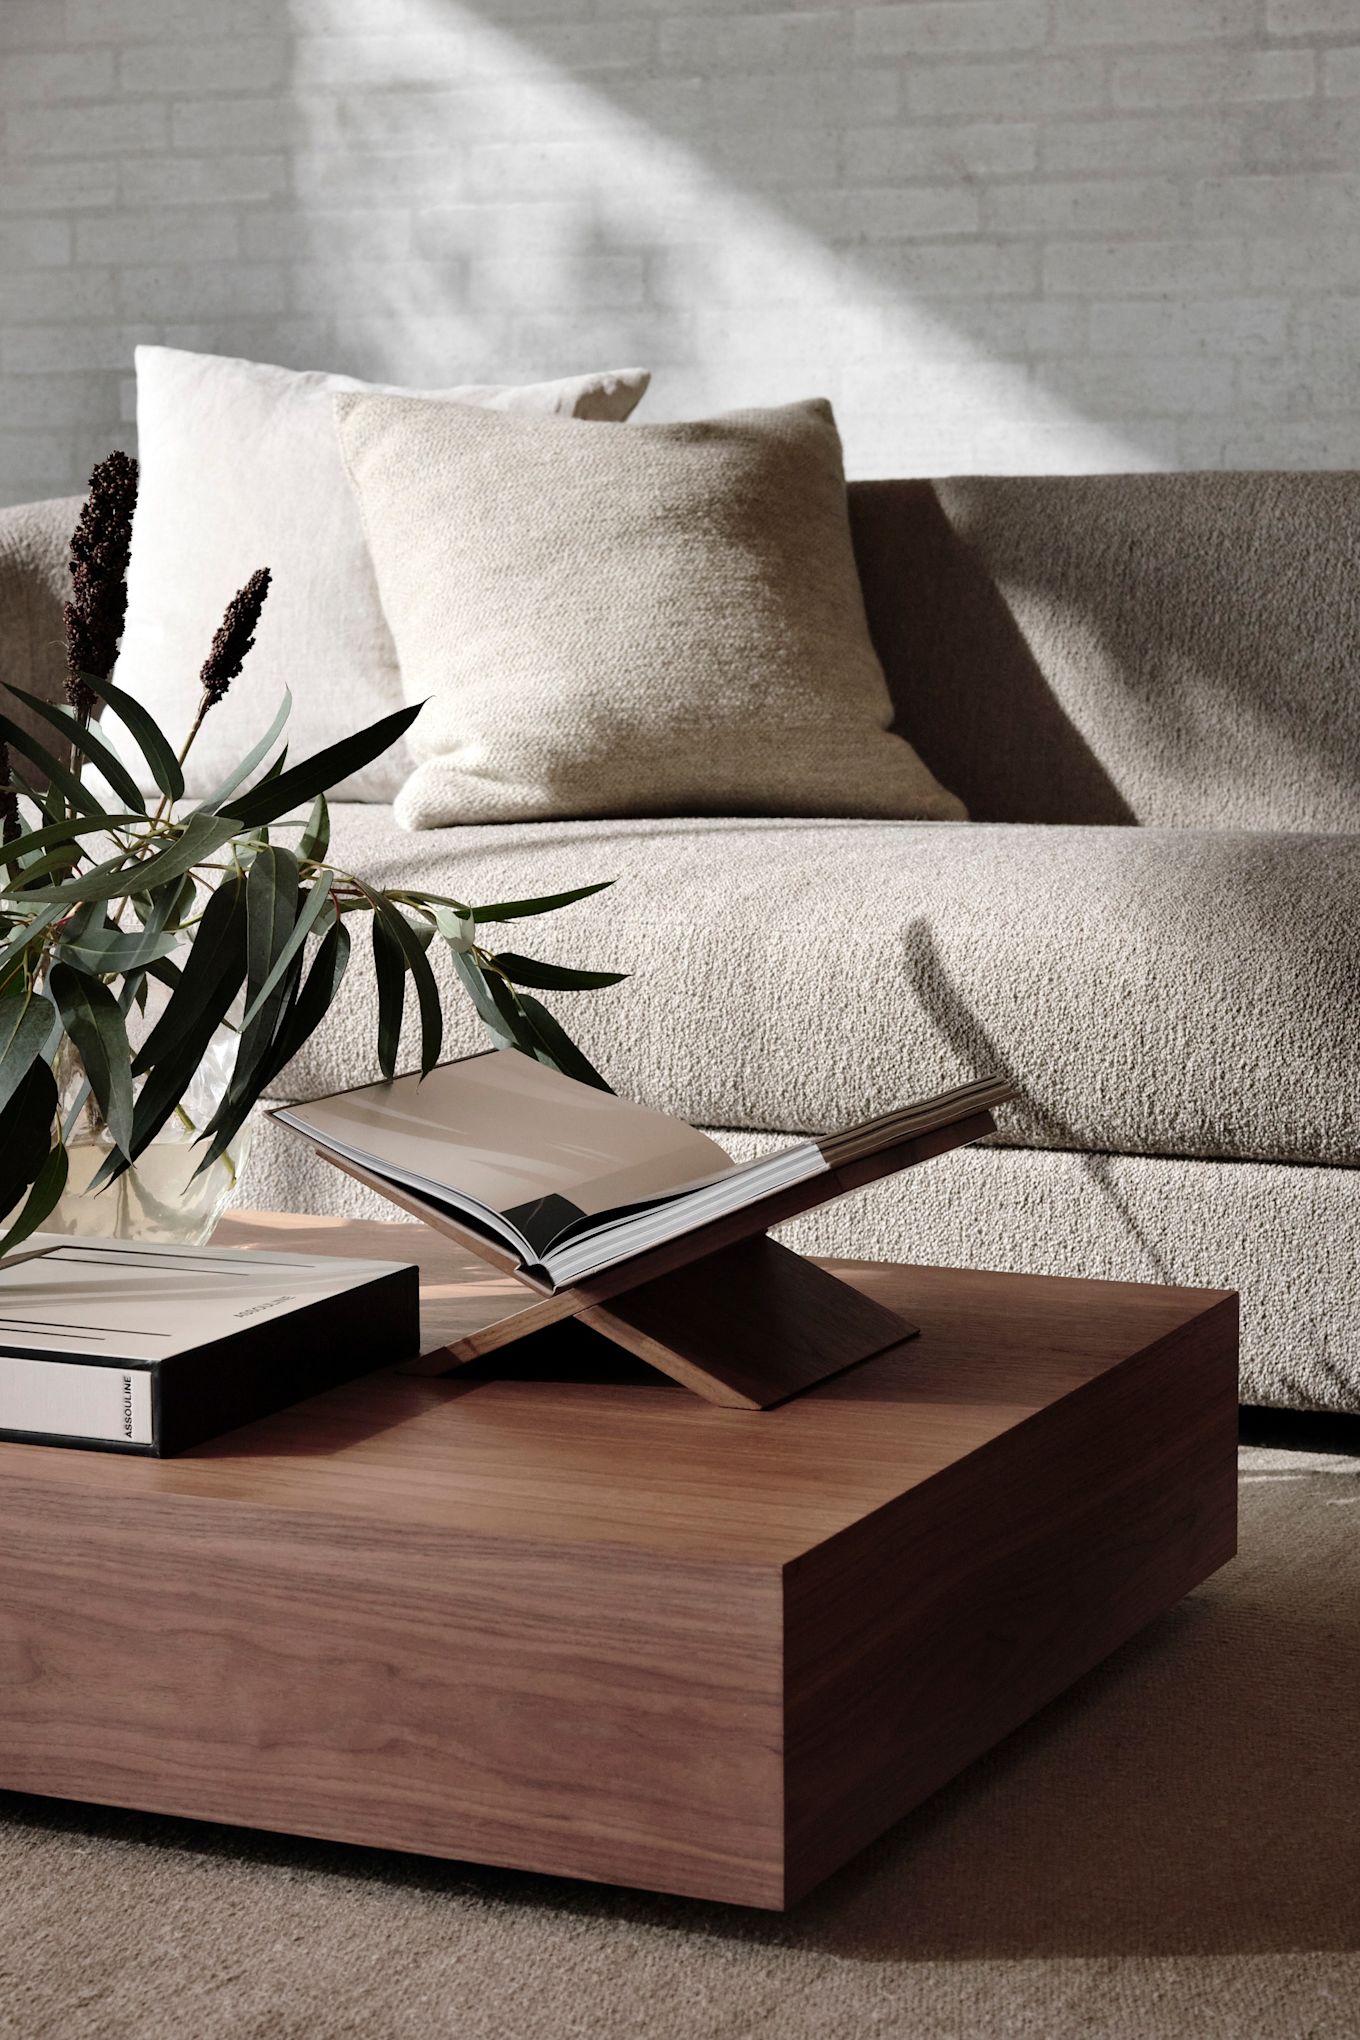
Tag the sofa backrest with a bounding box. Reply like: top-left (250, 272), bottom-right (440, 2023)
top-left (7, 478), bottom-right (1359, 834)
top-left (850, 472), bottom-right (1360, 833)
top-left (0, 495), bottom-right (78, 770)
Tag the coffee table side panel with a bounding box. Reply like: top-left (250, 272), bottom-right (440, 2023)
top-left (0, 1488), bottom-right (785, 1907)
top-left (781, 1295), bottom-right (1240, 1904)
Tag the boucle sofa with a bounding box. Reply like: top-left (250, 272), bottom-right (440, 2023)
top-left (3, 473), bottom-right (1356, 1412)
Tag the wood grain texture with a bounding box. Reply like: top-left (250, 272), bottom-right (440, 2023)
top-left (816, 1085), bottom-right (1011, 1171)
top-left (781, 1289), bottom-right (1239, 1904)
top-left (577, 1236), bottom-right (917, 1410)
top-left (0, 1212), bottom-right (1240, 1908)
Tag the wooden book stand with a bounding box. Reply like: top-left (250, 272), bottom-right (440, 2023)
top-left (323, 1103), bottom-right (1002, 1411)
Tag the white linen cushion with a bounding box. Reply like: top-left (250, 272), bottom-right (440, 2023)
top-left (109, 347), bottom-right (649, 802)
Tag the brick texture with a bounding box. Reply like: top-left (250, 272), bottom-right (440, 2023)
top-left (0, 0), bottom-right (1358, 502)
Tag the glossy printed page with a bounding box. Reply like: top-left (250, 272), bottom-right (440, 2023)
top-left (278, 1051), bottom-right (736, 1224)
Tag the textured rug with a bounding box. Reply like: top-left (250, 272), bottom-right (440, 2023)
top-left (2, 1435), bottom-right (1356, 2040)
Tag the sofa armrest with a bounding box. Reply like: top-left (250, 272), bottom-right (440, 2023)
top-left (0, 497), bottom-right (80, 760)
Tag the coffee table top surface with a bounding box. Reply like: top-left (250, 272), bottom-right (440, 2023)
top-left (0, 1212), bottom-right (1234, 1565)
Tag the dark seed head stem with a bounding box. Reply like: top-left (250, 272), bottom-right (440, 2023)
top-left (64, 450), bottom-right (138, 718)
top-left (0, 740), bottom-right (20, 845)
top-left (199, 568), bottom-right (271, 708)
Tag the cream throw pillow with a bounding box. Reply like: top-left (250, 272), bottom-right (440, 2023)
top-left (334, 395), bottom-right (966, 828)
top-left (109, 347), bottom-right (650, 802)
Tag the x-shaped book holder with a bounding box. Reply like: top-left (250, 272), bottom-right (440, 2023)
top-left (321, 1079), bottom-right (1014, 1410)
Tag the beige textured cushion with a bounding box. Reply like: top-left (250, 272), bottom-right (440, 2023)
top-left (333, 394), bottom-right (965, 828)
top-left (108, 347), bottom-right (650, 803)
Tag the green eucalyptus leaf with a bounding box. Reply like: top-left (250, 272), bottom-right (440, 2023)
top-left (237, 869), bottom-right (334, 1031)
top-left (224, 844), bottom-right (302, 1108)
top-left (78, 670), bottom-right (184, 803)
top-left (55, 921), bottom-right (182, 974)
top-left (471, 880), bottom-right (614, 925)
top-left (489, 952), bottom-right (627, 992)
top-left (298, 792), bottom-right (329, 865)
top-left (109, 1003), bottom-right (222, 1178)
top-left (0, 810), bottom-right (143, 872)
top-left (38, 776), bottom-right (61, 829)
top-left (481, 961), bottom-right (544, 1060)
top-left (364, 888), bottom-right (442, 1077)
top-left (130, 872), bottom-right (247, 1079)
top-left (429, 903), bottom-right (474, 953)
top-left (48, 961), bottom-right (134, 1156)
top-left (449, 950), bottom-right (518, 1050)
top-left (0, 714), bottom-right (109, 822)
top-left (7, 839), bottom-right (94, 892)
top-left (384, 889), bottom-right (470, 914)
top-left (0, 1054), bottom-right (58, 1231)
top-left (3, 685), bottom-right (147, 813)
top-left (0, 903), bottom-right (66, 991)
top-left (139, 954), bottom-right (183, 997)
top-left (3, 810), bottom-right (241, 906)
top-left (222, 702), bottom-right (422, 831)
top-left (0, 1133), bottom-right (67, 1256)
top-left (515, 993), bottom-right (613, 1093)
top-left (244, 845), bottom-right (300, 1012)
top-left (99, 882), bottom-right (247, 1179)
top-left (130, 870), bottom-right (198, 934)
top-left (259, 916), bottom-right (349, 1090)
top-left (0, 991), bottom-right (59, 1119)
top-left (370, 911), bottom-right (406, 1083)
top-left (195, 917), bottom-right (350, 1174)
top-left (60, 962), bottom-right (119, 1142)
top-left (196, 689), bottom-right (293, 810)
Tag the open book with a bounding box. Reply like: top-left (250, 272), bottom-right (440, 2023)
top-left (273, 1052), bottom-right (1015, 1294)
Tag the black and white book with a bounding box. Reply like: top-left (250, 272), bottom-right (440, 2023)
top-left (273, 1050), bottom-right (1014, 1293)
top-left (0, 1236), bottom-right (418, 1455)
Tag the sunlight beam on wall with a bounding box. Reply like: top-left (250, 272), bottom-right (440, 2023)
top-left (288, 0), bottom-right (1157, 478)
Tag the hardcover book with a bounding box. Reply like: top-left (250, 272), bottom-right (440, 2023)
top-left (273, 1051), bottom-right (1015, 1295)
top-left (0, 1236), bottom-right (419, 1455)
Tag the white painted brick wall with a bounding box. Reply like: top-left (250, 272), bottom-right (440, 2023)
top-left (2, 0), bottom-right (1360, 502)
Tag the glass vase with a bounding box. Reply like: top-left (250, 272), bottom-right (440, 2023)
top-left (47, 1016), bottom-right (250, 1248)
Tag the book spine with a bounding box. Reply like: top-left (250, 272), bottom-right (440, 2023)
top-left (0, 1352), bottom-right (155, 1451)
top-left (154, 1263), bottom-right (419, 1455)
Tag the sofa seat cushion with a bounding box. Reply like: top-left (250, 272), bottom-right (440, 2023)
top-left (270, 808), bottom-right (1357, 1170)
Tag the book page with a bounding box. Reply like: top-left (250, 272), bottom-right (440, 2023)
top-left (280, 1052), bottom-right (734, 1229)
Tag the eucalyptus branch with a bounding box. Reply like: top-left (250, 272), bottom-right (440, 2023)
top-left (0, 465), bottom-right (622, 1254)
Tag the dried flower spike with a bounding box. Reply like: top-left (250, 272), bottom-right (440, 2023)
top-left (64, 449), bottom-right (138, 717)
top-left (0, 740), bottom-right (20, 845)
top-left (200, 568), bottom-right (271, 707)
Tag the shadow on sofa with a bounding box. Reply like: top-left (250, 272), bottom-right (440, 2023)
top-left (855, 471), bottom-right (1360, 837)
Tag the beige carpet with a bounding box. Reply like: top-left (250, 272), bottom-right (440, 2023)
top-left (2, 1438), bottom-right (1356, 2040)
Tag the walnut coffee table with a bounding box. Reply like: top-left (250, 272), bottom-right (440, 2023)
top-left (0, 1213), bottom-right (1238, 1911)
